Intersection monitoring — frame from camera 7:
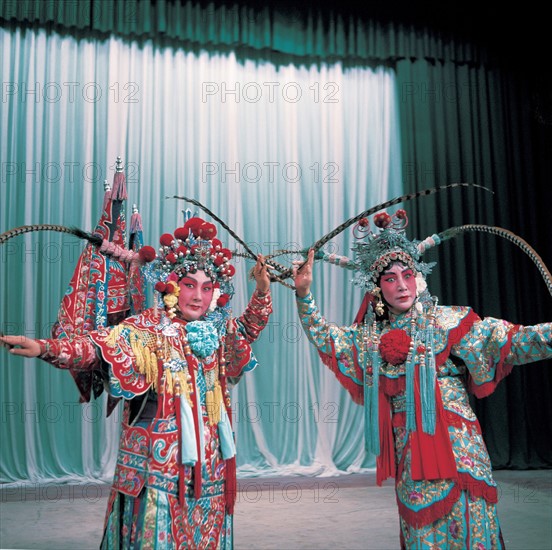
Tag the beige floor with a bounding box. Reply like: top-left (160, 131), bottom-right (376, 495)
top-left (1, 470), bottom-right (551, 549)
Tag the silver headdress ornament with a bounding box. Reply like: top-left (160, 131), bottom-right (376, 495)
top-left (350, 209), bottom-right (435, 293)
top-left (314, 212), bottom-right (552, 300)
top-left (267, 182), bottom-right (492, 283)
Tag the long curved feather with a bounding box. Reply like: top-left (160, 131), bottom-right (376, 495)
top-left (276, 183), bottom-right (492, 281)
top-left (313, 183), bottom-right (490, 252)
top-left (0, 224), bottom-right (102, 246)
top-left (167, 195), bottom-right (259, 260)
top-left (434, 224), bottom-right (552, 298)
top-left (167, 195), bottom-right (293, 288)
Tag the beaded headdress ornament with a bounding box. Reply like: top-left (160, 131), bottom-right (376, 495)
top-left (307, 203), bottom-right (552, 323)
top-left (141, 215), bottom-right (236, 319)
top-left (350, 209), bottom-right (435, 294)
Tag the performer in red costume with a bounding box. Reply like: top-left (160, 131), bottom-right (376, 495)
top-left (2, 203), bottom-right (272, 549)
top-left (293, 208), bottom-right (552, 549)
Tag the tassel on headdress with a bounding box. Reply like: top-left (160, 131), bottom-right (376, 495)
top-left (110, 156), bottom-right (128, 200)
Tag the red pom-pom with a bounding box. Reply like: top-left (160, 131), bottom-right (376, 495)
top-left (155, 281), bottom-right (167, 293)
top-left (217, 294), bottom-right (230, 307)
top-left (225, 265), bottom-right (236, 277)
top-left (166, 252), bottom-right (177, 264)
top-left (138, 246), bottom-right (156, 263)
top-left (374, 212), bottom-right (392, 229)
top-left (213, 256), bottom-right (225, 267)
top-left (198, 222), bottom-right (217, 240)
top-left (220, 248), bottom-right (233, 261)
top-left (160, 233), bottom-right (174, 247)
top-left (211, 238), bottom-right (222, 250)
top-left (359, 217), bottom-right (369, 227)
top-left (176, 245), bottom-right (188, 256)
top-left (165, 281), bottom-right (179, 294)
top-left (183, 217), bottom-right (205, 237)
top-left (378, 329), bottom-right (411, 365)
top-left (174, 227), bottom-right (188, 240)
top-left (396, 209), bottom-right (407, 220)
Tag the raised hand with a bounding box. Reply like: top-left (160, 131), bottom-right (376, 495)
top-left (292, 249), bottom-right (314, 298)
top-left (253, 254), bottom-right (271, 293)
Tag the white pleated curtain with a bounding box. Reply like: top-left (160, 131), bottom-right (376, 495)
top-left (0, 25), bottom-right (403, 484)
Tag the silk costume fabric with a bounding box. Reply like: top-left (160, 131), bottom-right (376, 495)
top-left (38, 289), bottom-right (272, 549)
top-left (296, 293), bottom-right (552, 549)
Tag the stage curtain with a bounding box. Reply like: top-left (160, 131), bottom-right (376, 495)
top-left (1, 1), bottom-right (550, 485)
top-left (0, 23), bottom-right (402, 483)
top-left (0, 0), bottom-right (489, 64)
top-left (395, 58), bottom-right (552, 468)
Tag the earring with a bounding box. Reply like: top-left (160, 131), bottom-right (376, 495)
top-left (163, 281), bottom-right (180, 319)
top-left (373, 287), bottom-right (385, 316)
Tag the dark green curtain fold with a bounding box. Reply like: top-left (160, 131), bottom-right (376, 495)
top-left (1, 0), bottom-right (550, 469)
top-left (396, 59), bottom-right (552, 468)
top-left (0, 0), bottom-right (491, 65)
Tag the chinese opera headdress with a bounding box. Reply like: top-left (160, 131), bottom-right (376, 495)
top-left (291, 185), bottom-right (552, 319)
top-left (140, 215), bottom-right (236, 321)
top-left (265, 182), bottom-right (552, 311)
top-left (344, 209), bottom-right (436, 316)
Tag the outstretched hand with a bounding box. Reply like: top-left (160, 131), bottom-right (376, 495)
top-left (293, 249), bottom-right (314, 298)
top-left (0, 335), bottom-right (42, 357)
top-left (253, 254), bottom-right (271, 293)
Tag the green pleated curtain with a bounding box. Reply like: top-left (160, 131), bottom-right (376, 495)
top-left (1, 0), bottom-right (550, 486)
top-left (395, 58), bottom-right (552, 468)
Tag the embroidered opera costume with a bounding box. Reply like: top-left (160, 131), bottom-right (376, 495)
top-left (294, 208), bottom-right (552, 548)
top-left (1, 164), bottom-right (273, 549)
top-left (39, 287), bottom-right (271, 548)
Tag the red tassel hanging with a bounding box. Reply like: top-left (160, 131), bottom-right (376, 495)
top-left (111, 157), bottom-right (128, 200)
top-left (410, 368), bottom-right (457, 481)
top-left (155, 358), bottom-right (164, 419)
top-left (193, 462), bottom-right (202, 500)
top-left (111, 172), bottom-right (127, 200)
top-left (102, 180), bottom-right (111, 212)
top-left (225, 456), bottom-right (237, 515)
top-left (219, 350), bottom-right (237, 514)
top-left (376, 390), bottom-right (395, 486)
top-left (130, 205), bottom-right (143, 233)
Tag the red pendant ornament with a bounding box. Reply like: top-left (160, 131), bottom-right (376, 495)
top-left (379, 329), bottom-right (411, 365)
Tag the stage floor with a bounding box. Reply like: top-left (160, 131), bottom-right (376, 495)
top-left (1, 470), bottom-right (551, 549)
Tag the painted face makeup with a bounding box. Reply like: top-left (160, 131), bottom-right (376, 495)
top-left (379, 263), bottom-right (417, 314)
top-left (177, 271), bottom-right (214, 321)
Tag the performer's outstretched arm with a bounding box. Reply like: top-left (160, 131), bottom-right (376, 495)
top-left (1, 332), bottom-right (100, 370)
